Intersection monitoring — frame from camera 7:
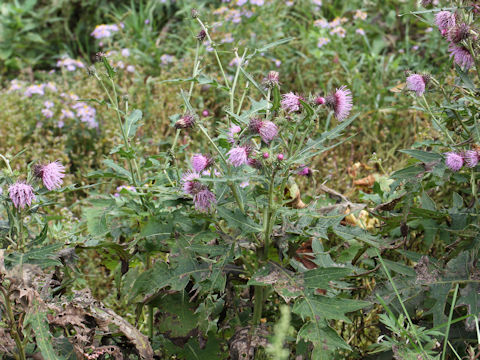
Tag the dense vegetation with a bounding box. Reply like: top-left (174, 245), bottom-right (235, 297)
top-left (0, 0), bottom-right (479, 359)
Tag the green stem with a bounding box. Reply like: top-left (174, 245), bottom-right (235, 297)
top-left (237, 82), bottom-right (249, 115)
top-left (422, 95), bottom-right (455, 144)
top-left (441, 283), bottom-right (459, 360)
top-left (230, 50), bottom-right (247, 122)
top-left (252, 286), bottom-right (264, 324)
top-left (1, 286), bottom-right (26, 360)
top-left (163, 41), bottom-right (201, 184)
top-left (196, 18), bottom-right (230, 89)
top-left (197, 124), bottom-right (245, 214)
top-left (375, 249), bottom-right (430, 359)
top-left (95, 73), bottom-right (141, 190)
top-left (0, 154), bottom-right (13, 175)
top-left (253, 171), bottom-right (277, 324)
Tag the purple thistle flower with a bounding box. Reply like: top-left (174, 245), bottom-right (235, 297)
top-left (263, 71), bottom-right (280, 88)
top-left (248, 118), bottom-right (263, 133)
top-left (175, 113), bottom-right (196, 129)
top-left (281, 92), bottom-right (302, 113)
top-left (35, 161), bottom-right (66, 190)
top-left (445, 152), bottom-right (464, 172)
top-left (298, 165), bottom-right (312, 176)
top-left (448, 44), bottom-right (474, 69)
top-left (248, 158), bottom-right (262, 169)
top-left (464, 150), bottom-right (479, 168)
top-left (228, 125), bottom-right (242, 143)
top-left (9, 182), bottom-right (36, 209)
top-left (326, 86), bottom-right (353, 121)
top-left (315, 96), bottom-right (325, 105)
top-left (227, 146), bottom-right (249, 167)
top-left (447, 23), bottom-right (470, 44)
top-left (406, 74), bottom-right (427, 96)
top-left (181, 171), bottom-right (201, 195)
top-left (259, 121), bottom-right (278, 143)
top-left (193, 188), bottom-right (216, 212)
top-left (435, 11), bottom-right (456, 34)
top-left (191, 154), bottom-right (212, 172)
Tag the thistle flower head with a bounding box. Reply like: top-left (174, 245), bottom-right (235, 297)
top-left (281, 92), bottom-right (302, 113)
top-left (227, 146), bottom-right (249, 167)
top-left (315, 96), bottom-right (325, 105)
top-left (258, 121), bottom-right (278, 143)
top-left (448, 44), bottom-right (474, 69)
top-left (447, 23), bottom-right (470, 43)
top-left (193, 188), bottom-right (216, 212)
top-left (175, 113), bottom-right (196, 129)
top-left (435, 11), bottom-right (456, 33)
top-left (263, 71), bottom-right (280, 88)
top-left (298, 165), bottom-right (312, 176)
top-left (406, 74), bottom-right (427, 96)
top-left (248, 158), bottom-right (262, 169)
top-left (325, 86), bottom-right (353, 121)
top-left (228, 125), bottom-right (242, 143)
top-left (9, 182), bottom-right (36, 209)
top-left (196, 30), bottom-right (207, 41)
top-left (248, 117), bottom-right (263, 133)
top-left (445, 152), bottom-right (464, 172)
top-left (464, 150), bottom-right (479, 168)
top-left (35, 161), bottom-right (66, 190)
top-left (181, 171), bottom-right (201, 195)
top-left (191, 153), bottom-right (213, 172)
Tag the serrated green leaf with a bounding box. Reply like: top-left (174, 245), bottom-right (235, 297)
top-left (217, 207), bottom-right (262, 234)
top-left (303, 267), bottom-right (353, 289)
top-left (24, 301), bottom-right (62, 360)
top-left (125, 109), bottom-right (142, 138)
top-left (293, 296), bottom-right (369, 323)
top-left (399, 149), bottom-right (443, 163)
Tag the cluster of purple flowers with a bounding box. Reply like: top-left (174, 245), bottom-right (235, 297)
top-left (56, 57), bottom-right (85, 71)
top-left (104, 49), bottom-right (136, 73)
top-left (445, 149), bottom-right (479, 172)
top-left (91, 24), bottom-right (121, 39)
top-left (430, 9), bottom-right (474, 69)
top-left (23, 82), bottom-right (56, 97)
top-left (9, 161), bottom-right (66, 210)
top-left (72, 102), bottom-right (98, 128)
top-left (181, 168), bottom-right (217, 212)
top-left (313, 10), bottom-right (366, 48)
top-left (279, 86), bottom-right (353, 121)
top-left (160, 54), bottom-right (176, 66)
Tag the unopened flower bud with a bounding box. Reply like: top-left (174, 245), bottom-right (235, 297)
top-left (263, 71), bottom-right (280, 88)
top-left (315, 96), bottom-right (325, 105)
top-left (191, 8), bottom-right (199, 19)
top-left (277, 154), bottom-right (284, 161)
top-left (263, 152), bottom-right (269, 159)
top-left (196, 29), bottom-right (207, 42)
top-left (175, 113), bottom-right (196, 129)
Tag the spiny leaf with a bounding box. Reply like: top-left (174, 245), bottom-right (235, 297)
top-left (24, 301), bottom-right (62, 360)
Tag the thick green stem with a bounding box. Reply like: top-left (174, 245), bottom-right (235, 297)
top-left (1, 286), bottom-right (26, 360)
top-left (252, 171), bottom-right (277, 324)
top-left (252, 285), bottom-right (264, 324)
